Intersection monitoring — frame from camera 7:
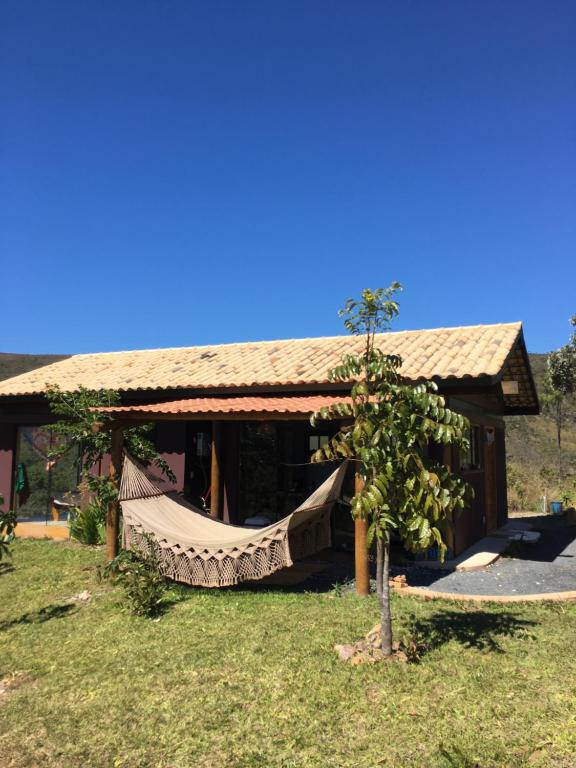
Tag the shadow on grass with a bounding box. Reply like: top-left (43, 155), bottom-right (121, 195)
top-left (165, 561), bottom-right (358, 597)
top-left (438, 744), bottom-right (483, 768)
top-left (157, 590), bottom-right (192, 615)
top-left (0, 603), bottom-right (78, 632)
top-left (405, 609), bottom-right (537, 656)
top-left (0, 563), bottom-right (15, 576)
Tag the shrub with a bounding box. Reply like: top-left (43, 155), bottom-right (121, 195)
top-left (104, 535), bottom-right (167, 617)
top-left (69, 501), bottom-right (105, 545)
top-left (0, 508), bottom-right (17, 561)
top-left (507, 462), bottom-right (528, 512)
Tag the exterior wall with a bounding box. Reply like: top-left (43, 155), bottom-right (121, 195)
top-left (155, 422), bottom-right (187, 491)
top-left (87, 425), bottom-right (187, 490)
top-left (448, 400), bottom-right (508, 556)
top-left (455, 470), bottom-right (486, 555)
top-left (90, 455), bottom-right (110, 478)
top-left (0, 424), bottom-right (16, 512)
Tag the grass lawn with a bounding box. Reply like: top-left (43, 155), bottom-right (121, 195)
top-left (1, 540), bottom-right (575, 768)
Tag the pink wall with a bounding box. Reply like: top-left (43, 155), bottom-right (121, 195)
top-left (155, 422), bottom-right (186, 491)
top-left (85, 424), bottom-right (186, 492)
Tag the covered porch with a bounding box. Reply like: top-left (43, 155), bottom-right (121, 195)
top-left (100, 393), bottom-right (372, 593)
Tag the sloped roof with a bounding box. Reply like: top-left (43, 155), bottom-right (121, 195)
top-left (0, 322), bottom-right (529, 401)
top-left (97, 394), bottom-right (354, 419)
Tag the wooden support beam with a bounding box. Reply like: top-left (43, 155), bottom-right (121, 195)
top-left (210, 421), bottom-right (222, 519)
top-left (106, 424), bottom-right (124, 561)
top-left (354, 472), bottom-right (370, 596)
top-left (0, 424), bottom-right (17, 513)
top-left (484, 428), bottom-right (497, 532)
top-left (89, 412), bottom-right (317, 423)
top-left (442, 443), bottom-right (453, 471)
top-left (442, 444), bottom-right (457, 556)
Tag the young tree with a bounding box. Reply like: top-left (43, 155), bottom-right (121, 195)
top-left (310, 285), bottom-right (472, 656)
top-left (45, 386), bottom-right (175, 543)
top-left (46, 386), bottom-right (174, 475)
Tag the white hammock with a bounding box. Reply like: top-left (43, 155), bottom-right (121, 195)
top-left (120, 455), bottom-right (348, 588)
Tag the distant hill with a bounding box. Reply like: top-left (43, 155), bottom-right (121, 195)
top-left (0, 353), bottom-right (69, 382)
top-left (506, 353), bottom-right (576, 511)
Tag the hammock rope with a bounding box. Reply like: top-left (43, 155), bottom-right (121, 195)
top-left (120, 455), bottom-right (348, 588)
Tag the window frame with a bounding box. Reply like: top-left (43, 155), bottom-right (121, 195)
top-left (460, 424), bottom-right (484, 472)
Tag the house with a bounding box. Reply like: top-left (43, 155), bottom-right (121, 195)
top-left (0, 321), bottom-right (538, 565)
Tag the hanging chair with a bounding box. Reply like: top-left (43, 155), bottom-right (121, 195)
top-left (119, 455), bottom-right (348, 588)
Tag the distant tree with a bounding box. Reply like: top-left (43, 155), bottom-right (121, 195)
top-left (310, 285), bottom-right (472, 656)
top-left (542, 319), bottom-right (576, 483)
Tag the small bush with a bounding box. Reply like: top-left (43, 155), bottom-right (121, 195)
top-left (105, 536), bottom-right (167, 617)
top-left (69, 502), bottom-right (105, 545)
top-left (0, 509), bottom-right (17, 561)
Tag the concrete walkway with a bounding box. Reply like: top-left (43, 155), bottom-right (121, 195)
top-left (14, 521), bottom-right (70, 540)
top-left (404, 521), bottom-right (576, 598)
top-left (423, 520), bottom-right (536, 573)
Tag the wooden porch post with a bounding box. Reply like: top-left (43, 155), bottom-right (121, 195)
top-left (0, 424), bottom-right (17, 513)
top-left (354, 472), bottom-right (370, 596)
top-left (106, 423), bottom-right (124, 561)
top-left (442, 443), bottom-right (457, 557)
top-left (484, 428), bottom-right (497, 533)
top-left (210, 421), bottom-right (222, 519)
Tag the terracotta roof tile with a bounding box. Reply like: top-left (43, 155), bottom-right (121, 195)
top-left (98, 394), bottom-right (353, 417)
top-left (0, 322), bottom-right (525, 397)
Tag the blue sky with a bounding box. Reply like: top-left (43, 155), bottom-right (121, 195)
top-left (1, 1), bottom-right (575, 354)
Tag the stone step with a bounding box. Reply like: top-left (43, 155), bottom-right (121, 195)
top-left (455, 537), bottom-right (510, 572)
top-left (508, 530), bottom-right (541, 545)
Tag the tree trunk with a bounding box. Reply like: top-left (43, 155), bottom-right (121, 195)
top-left (557, 401), bottom-right (563, 482)
top-left (380, 538), bottom-right (393, 656)
top-left (376, 537), bottom-right (383, 597)
top-left (106, 425), bottom-right (124, 561)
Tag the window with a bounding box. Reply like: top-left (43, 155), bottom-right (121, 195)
top-left (15, 427), bottom-right (79, 520)
top-left (195, 431), bottom-right (211, 458)
top-left (460, 425), bottom-right (483, 471)
top-left (309, 435), bottom-right (330, 452)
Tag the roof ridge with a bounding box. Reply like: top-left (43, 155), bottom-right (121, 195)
top-left (63, 321), bottom-right (523, 360)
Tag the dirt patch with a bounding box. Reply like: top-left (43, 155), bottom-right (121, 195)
top-left (335, 623), bottom-right (421, 665)
top-left (0, 672), bottom-right (33, 701)
top-left (64, 589), bottom-right (92, 604)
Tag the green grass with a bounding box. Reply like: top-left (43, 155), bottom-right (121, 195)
top-left (1, 541), bottom-right (576, 768)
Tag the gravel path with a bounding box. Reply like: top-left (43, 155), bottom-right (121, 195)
top-left (405, 526), bottom-right (576, 596)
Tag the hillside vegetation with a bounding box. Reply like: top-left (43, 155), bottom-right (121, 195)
top-left (1, 352), bottom-right (574, 512)
top-left (0, 352), bottom-right (68, 380)
top-left (506, 353), bottom-right (576, 511)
